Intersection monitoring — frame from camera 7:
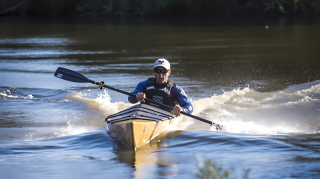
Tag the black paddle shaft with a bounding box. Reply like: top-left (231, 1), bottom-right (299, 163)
top-left (54, 67), bottom-right (223, 131)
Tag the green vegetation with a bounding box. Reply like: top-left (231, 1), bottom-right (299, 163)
top-left (0, 0), bottom-right (319, 16)
top-left (76, 0), bottom-right (170, 16)
top-left (76, 0), bottom-right (320, 16)
top-left (194, 157), bottom-right (251, 179)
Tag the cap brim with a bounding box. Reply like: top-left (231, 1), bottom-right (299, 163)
top-left (153, 65), bottom-right (169, 69)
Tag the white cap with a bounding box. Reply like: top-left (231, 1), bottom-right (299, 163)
top-left (153, 58), bottom-right (170, 70)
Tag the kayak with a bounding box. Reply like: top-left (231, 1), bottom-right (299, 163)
top-left (105, 104), bottom-right (178, 149)
top-left (53, 67), bottom-right (223, 149)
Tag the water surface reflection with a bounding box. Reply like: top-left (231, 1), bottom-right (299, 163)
top-left (1, 17), bottom-right (320, 178)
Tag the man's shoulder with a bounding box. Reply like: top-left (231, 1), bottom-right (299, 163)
top-left (171, 83), bottom-right (187, 96)
top-left (139, 79), bottom-right (149, 84)
top-left (170, 81), bottom-right (182, 90)
top-left (137, 79), bottom-right (150, 88)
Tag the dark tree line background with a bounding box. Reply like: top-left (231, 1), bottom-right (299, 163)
top-left (0, 0), bottom-right (319, 17)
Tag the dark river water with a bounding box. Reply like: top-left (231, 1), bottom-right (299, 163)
top-left (0, 17), bottom-right (320, 178)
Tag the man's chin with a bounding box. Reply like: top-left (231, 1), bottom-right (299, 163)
top-left (157, 79), bottom-right (165, 84)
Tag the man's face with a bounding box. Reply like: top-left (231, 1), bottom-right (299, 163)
top-left (153, 66), bottom-right (171, 84)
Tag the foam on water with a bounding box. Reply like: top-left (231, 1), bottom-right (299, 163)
top-left (63, 81), bottom-right (320, 136)
top-left (68, 89), bottom-right (134, 117)
top-left (23, 127), bottom-right (97, 142)
top-left (0, 89), bottom-right (34, 99)
top-left (190, 82), bottom-right (320, 134)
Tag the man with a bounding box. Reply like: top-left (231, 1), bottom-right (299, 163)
top-left (128, 58), bottom-right (193, 114)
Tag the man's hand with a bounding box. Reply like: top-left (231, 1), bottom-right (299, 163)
top-left (171, 104), bottom-right (183, 115)
top-left (136, 92), bottom-right (146, 102)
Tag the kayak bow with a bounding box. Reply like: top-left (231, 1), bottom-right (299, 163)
top-left (106, 104), bottom-right (179, 149)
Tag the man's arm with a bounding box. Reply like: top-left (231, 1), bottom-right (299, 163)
top-left (171, 85), bottom-right (193, 114)
top-left (128, 80), bottom-right (149, 103)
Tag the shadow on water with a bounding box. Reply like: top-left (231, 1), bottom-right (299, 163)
top-left (273, 134), bottom-right (320, 154)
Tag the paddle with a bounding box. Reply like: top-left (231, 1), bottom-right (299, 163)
top-left (54, 67), bottom-right (224, 131)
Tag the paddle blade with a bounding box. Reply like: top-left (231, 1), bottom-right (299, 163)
top-left (54, 67), bottom-right (91, 83)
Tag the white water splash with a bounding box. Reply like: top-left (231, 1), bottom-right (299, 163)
top-left (0, 89), bottom-right (34, 99)
top-left (189, 83), bottom-right (320, 134)
top-left (68, 89), bottom-right (133, 117)
top-left (65, 82), bottom-right (320, 135)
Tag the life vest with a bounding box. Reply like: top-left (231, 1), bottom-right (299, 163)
top-left (143, 77), bottom-right (177, 109)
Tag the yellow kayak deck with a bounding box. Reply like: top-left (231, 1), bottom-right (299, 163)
top-left (106, 104), bottom-right (178, 149)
